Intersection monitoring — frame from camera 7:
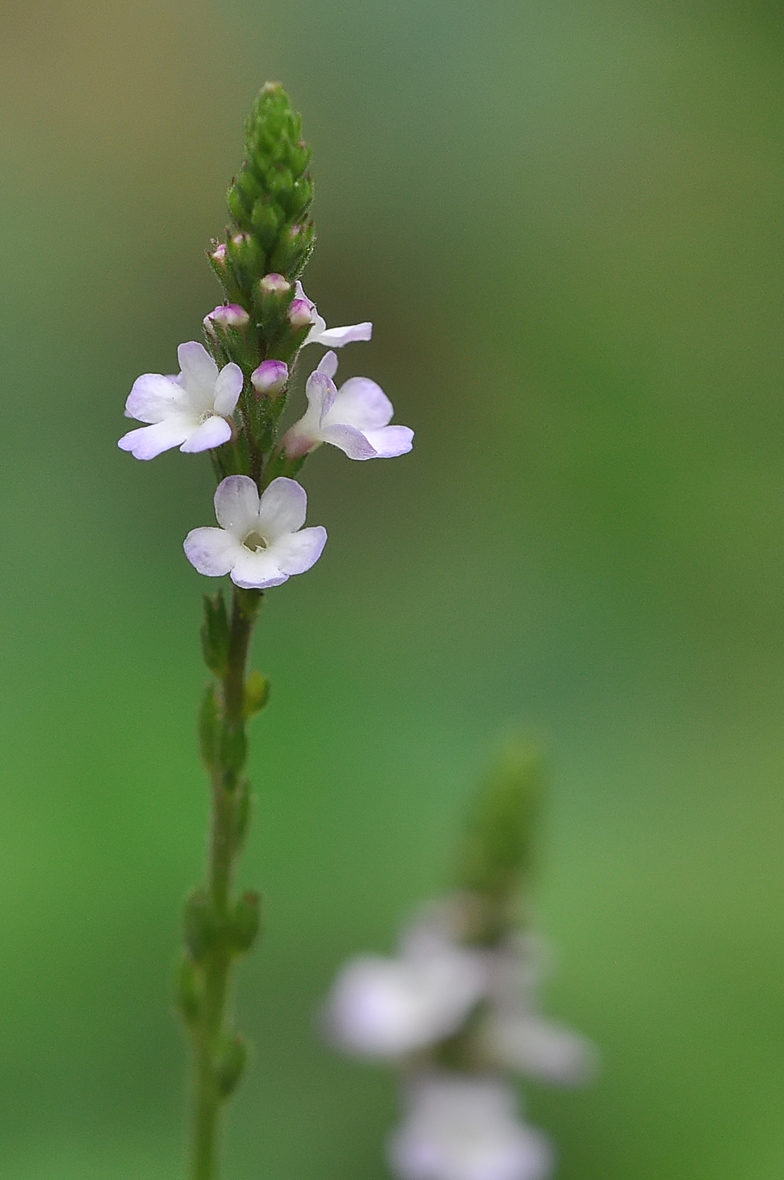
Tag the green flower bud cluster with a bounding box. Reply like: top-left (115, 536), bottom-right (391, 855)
top-left (455, 739), bottom-right (542, 944)
top-left (204, 83), bottom-right (317, 482)
top-left (225, 81), bottom-right (314, 283)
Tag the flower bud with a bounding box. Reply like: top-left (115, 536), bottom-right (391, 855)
top-left (251, 360), bottom-right (288, 397)
top-left (259, 273), bottom-right (292, 295)
top-left (215, 1036), bottom-right (248, 1098)
top-left (211, 243), bottom-right (227, 263)
top-left (288, 298), bottom-right (314, 328)
top-left (205, 303), bottom-right (250, 330)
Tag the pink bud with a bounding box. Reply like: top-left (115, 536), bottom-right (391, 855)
top-left (204, 304), bottom-right (250, 331)
top-left (251, 359), bottom-right (289, 396)
top-left (288, 299), bottom-right (314, 329)
top-left (260, 273), bottom-right (292, 295)
top-left (211, 243), bottom-right (227, 262)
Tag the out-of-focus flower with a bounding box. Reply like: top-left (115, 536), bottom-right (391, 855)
top-left (183, 475), bottom-right (326, 590)
top-left (323, 939), bottom-right (487, 1057)
top-left (118, 342), bottom-right (242, 460)
top-left (389, 1074), bottom-right (553, 1180)
top-left (480, 1012), bottom-right (597, 1085)
top-left (480, 935), bottom-right (598, 1085)
top-left (293, 282), bottom-right (373, 348)
top-left (283, 351), bottom-right (413, 461)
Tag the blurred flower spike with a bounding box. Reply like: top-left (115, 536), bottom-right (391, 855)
top-left (284, 351), bottom-right (414, 460)
top-left (322, 741), bottom-right (598, 1180)
top-left (184, 475), bottom-right (326, 590)
top-left (118, 342), bottom-right (242, 460)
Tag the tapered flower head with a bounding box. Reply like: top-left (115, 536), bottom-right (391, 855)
top-left (184, 475), bottom-right (326, 590)
top-left (389, 1075), bottom-right (553, 1180)
top-left (283, 351), bottom-right (413, 461)
top-left (294, 282), bottom-right (373, 348)
top-left (118, 342), bottom-right (242, 460)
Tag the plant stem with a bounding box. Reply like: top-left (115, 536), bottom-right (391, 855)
top-left (190, 585), bottom-right (262, 1180)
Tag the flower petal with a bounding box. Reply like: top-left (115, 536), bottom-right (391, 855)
top-left (229, 549), bottom-right (289, 589)
top-left (270, 525), bottom-right (327, 575)
top-left (212, 362), bottom-right (243, 416)
top-left (320, 423), bottom-right (380, 460)
top-left (326, 376), bottom-right (394, 430)
top-left (183, 527), bottom-right (242, 577)
top-left (125, 373), bottom-right (184, 424)
top-left (214, 475), bottom-right (260, 537)
top-left (256, 477), bottom-right (308, 539)
top-left (361, 425), bottom-right (414, 458)
top-left (118, 419), bottom-right (191, 460)
top-left (180, 415), bottom-right (232, 453)
top-left (307, 370), bottom-right (337, 419)
top-left (307, 322), bottom-right (371, 348)
top-left (177, 341), bottom-right (219, 404)
top-left (485, 1015), bottom-right (598, 1086)
top-left (317, 350), bottom-right (339, 379)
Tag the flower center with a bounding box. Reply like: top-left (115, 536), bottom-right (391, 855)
top-left (242, 530), bottom-right (268, 552)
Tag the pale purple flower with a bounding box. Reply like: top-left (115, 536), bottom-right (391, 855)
top-left (294, 281), bottom-right (373, 348)
top-left (283, 351), bottom-right (413, 461)
top-left (389, 1075), bottom-right (553, 1180)
top-left (183, 475), bottom-right (326, 590)
top-left (251, 359), bottom-right (289, 396)
top-left (118, 342), bottom-right (242, 460)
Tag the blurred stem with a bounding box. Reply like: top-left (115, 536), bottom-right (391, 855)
top-left (191, 586), bottom-right (261, 1180)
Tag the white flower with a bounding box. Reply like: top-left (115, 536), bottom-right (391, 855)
top-left (118, 342), bottom-right (242, 460)
top-left (480, 1013), bottom-right (597, 1086)
top-left (389, 1075), bottom-right (553, 1180)
top-left (183, 475), bottom-right (326, 590)
top-left (283, 351), bottom-right (414, 461)
top-left (324, 942), bottom-right (488, 1058)
top-left (480, 936), bottom-right (598, 1086)
top-left (294, 282), bottom-right (373, 348)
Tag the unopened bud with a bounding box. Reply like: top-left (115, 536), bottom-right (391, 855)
top-left (229, 890), bottom-right (263, 954)
top-left (205, 303), bottom-right (250, 329)
top-left (288, 298), bottom-right (313, 328)
top-left (211, 243), bottom-right (227, 263)
top-left (251, 360), bottom-right (288, 397)
top-left (260, 273), bottom-right (292, 295)
top-left (215, 1036), bottom-right (248, 1097)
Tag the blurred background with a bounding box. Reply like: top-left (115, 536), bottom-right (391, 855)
top-left (0, 0), bottom-right (783, 1176)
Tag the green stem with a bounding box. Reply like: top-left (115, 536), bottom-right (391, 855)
top-left (190, 585), bottom-right (262, 1180)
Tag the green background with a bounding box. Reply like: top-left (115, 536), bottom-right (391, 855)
top-left (0, 0), bottom-right (782, 1176)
